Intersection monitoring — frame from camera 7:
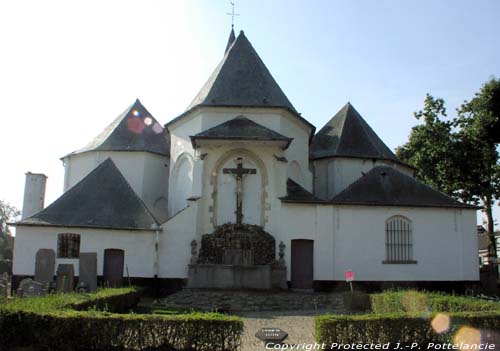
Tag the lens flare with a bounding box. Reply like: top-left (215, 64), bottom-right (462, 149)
top-left (144, 117), bottom-right (153, 126)
top-left (431, 313), bottom-right (450, 334)
top-left (153, 122), bottom-right (163, 134)
top-left (127, 117), bottom-right (144, 134)
top-left (454, 326), bottom-right (482, 350)
top-left (132, 109), bottom-right (140, 117)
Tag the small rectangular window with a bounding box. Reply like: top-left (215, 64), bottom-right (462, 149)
top-left (57, 233), bottom-right (80, 258)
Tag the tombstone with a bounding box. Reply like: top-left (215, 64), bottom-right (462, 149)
top-left (56, 264), bottom-right (75, 293)
top-left (34, 249), bottom-right (56, 285)
top-left (79, 252), bottom-right (97, 292)
top-left (17, 278), bottom-right (45, 298)
top-left (0, 272), bottom-right (9, 298)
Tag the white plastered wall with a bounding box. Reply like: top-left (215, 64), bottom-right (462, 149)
top-left (277, 204), bottom-right (478, 282)
top-left (13, 226), bottom-right (156, 277)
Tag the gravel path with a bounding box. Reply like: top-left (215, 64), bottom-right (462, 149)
top-left (237, 310), bottom-right (333, 351)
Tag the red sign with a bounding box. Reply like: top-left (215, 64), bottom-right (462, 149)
top-left (345, 270), bottom-right (354, 282)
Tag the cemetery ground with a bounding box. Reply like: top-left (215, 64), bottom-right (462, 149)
top-left (1, 288), bottom-right (500, 350)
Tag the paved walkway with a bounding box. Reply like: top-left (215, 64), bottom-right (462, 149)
top-left (237, 310), bottom-right (335, 351)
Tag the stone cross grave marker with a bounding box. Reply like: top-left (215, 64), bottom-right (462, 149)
top-left (56, 264), bottom-right (75, 293)
top-left (34, 248), bottom-right (56, 285)
top-left (79, 252), bottom-right (97, 292)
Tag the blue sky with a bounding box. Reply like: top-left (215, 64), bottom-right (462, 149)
top-left (0, 0), bottom-right (499, 226)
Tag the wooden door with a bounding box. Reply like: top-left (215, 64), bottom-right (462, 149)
top-left (103, 249), bottom-right (124, 288)
top-left (291, 240), bottom-right (314, 289)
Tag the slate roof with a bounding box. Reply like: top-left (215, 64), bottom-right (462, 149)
top-left (190, 116), bottom-right (292, 148)
top-left (280, 178), bottom-right (325, 204)
top-left (330, 166), bottom-right (479, 209)
top-left (166, 30), bottom-right (316, 137)
top-left (310, 103), bottom-right (402, 163)
top-left (64, 99), bottom-right (169, 158)
top-left (16, 158), bottom-right (158, 231)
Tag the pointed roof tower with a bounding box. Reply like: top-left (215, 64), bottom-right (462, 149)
top-left (310, 103), bottom-right (401, 163)
top-left (225, 27), bottom-right (236, 54)
top-left (64, 99), bottom-right (169, 158)
top-left (187, 30), bottom-right (296, 112)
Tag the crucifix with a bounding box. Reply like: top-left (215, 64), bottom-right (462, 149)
top-left (226, 2), bottom-right (240, 28)
top-left (223, 157), bottom-right (256, 224)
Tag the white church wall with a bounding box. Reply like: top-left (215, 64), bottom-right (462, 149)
top-left (159, 203), bottom-right (198, 278)
top-left (273, 204), bottom-right (335, 281)
top-left (168, 153), bottom-right (194, 217)
top-left (332, 206), bottom-right (478, 281)
top-left (313, 157), bottom-right (414, 200)
top-left (277, 203), bottom-right (478, 282)
top-left (13, 226), bottom-right (156, 277)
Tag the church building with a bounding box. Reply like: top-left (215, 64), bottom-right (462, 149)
top-left (12, 29), bottom-right (479, 292)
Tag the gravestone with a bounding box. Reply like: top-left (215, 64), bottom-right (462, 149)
top-left (34, 249), bottom-right (56, 285)
top-left (17, 279), bottom-right (45, 297)
top-left (56, 264), bottom-right (74, 293)
top-left (0, 272), bottom-right (9, 298)
top-left (79, 252), bottom-right (97, 292)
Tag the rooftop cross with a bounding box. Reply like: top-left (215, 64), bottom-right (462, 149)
top-left (226, 2), bottom-right (240, 28)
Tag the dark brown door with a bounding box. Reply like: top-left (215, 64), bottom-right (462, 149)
top-left (103, 249), bottom-right (124, 288)
top-left (291, 239), bottom-right (314, 289)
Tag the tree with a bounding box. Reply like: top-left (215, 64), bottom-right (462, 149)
top-left (396, 94), bottom-right (459, 197)
top-left (455, 77), bottom-right (500, 258)
top-left (0, 200), bottom-right (19, 274)
top-left (397, 77), bottom-right (500, 260)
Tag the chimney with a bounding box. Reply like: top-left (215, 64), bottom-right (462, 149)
top-left (22, 172), bottom-right (47, 219)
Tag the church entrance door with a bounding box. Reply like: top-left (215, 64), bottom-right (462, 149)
top-left (291, 239), bottom-right (313, 289)
top-left (103, 249), bottom-right (124, 287)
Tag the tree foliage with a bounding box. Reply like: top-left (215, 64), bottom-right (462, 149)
top-left (397, 77), bottom-right (500, 258)
top-left (0, 200), bottom-right (19, 272)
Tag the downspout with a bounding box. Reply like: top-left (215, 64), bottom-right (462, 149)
top-left (153, 224), bottom-right (162, 296)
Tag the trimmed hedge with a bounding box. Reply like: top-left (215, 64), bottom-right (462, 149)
top-left (315, 312), bottom-right (500, 347)
top-left (0, 288), bottom-right (243, 351)
top-left (316, 291), bottom-right (500, 348)
top-left (370, 290), bottom-right (500, 314)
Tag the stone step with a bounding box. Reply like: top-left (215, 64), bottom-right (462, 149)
top-left (157, 289), bottom-right (346, 313)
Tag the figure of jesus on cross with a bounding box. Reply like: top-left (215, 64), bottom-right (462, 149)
top-left (223, 157), bottom-right (256, 225)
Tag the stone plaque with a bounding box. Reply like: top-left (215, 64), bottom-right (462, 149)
top-left (56, 264), bottom-right (74, 293)
top-left (34, 249), bottom-right (56, 285)
top-left (17, 279), bottom-right (45, 298)
top-left (79, 252), bottom-right (97, 292)
top-left (255, 327), bottom-right (288, 346)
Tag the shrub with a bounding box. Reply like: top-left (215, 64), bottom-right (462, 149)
top-left (370, 290), bottom-right (500, 314)
top-left (315, 312), bottom-right (500, 347)
top-left (0, 288), bottom-right (243, 351)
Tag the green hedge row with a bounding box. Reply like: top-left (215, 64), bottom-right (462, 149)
top-left (0, 288), bottom-right (243, 351)
top-left (370, 290), bottom-right (500, 314)
top-left (315, 312), bottom-right (500, 347)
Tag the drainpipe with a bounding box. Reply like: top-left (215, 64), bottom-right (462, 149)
top-left (153, 225), bottom-right (162, 296)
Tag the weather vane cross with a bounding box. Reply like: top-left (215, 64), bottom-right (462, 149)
top-left (226, 2), bottom-right (240, 28)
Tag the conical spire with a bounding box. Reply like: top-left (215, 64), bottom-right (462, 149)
top-left (310, 103), bottom-right (400, 162)
top-left (186, 31), bottom-right (296, 113)
top-left (64, 99), bottom-right (169, 158)
top-left (225, 27), bottom-right (236, 54)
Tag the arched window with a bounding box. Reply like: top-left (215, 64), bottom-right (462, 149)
top-left (384, 216), bottom-right (415, 263)
top-left (57, 233), bottom-right (80, 258)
